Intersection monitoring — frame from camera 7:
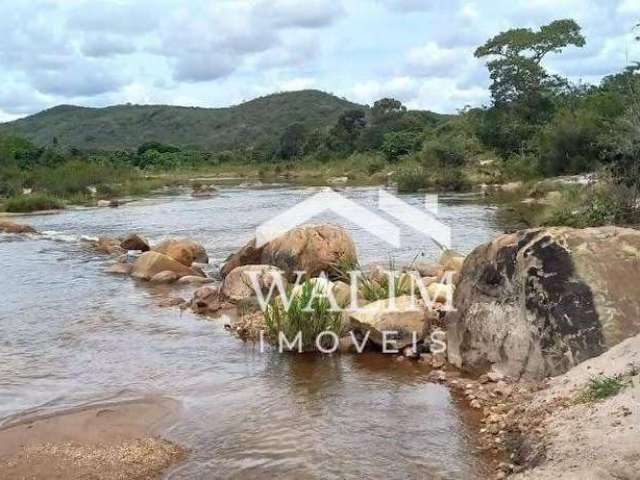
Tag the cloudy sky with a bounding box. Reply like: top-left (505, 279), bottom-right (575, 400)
top-left (0, 0), bottom-right (638, 121)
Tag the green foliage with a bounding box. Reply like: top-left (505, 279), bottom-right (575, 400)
top-left (4, 194), bottom-right (64, 213)
top-left (540, 168), bottom-right (640, 228)
top-left (0, 90), bottom-right (362, 152)
top-left (381, 131), bottom-right (421, 162)
top-left (279, 122), bottom-right (307, 159)
top-left (576, 374), bottom-right (629, 403)
top-left (327, 109), bottom-right (367, 155)
top-left (536, 108), bottom-right (603, 176)
top-left (396, 167), bottom-right (430, 193)
top-left (475, 19), bottom-right (585, 106)
top-left (264, 280), bottom-right (343, 352)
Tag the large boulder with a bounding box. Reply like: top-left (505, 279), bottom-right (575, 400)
top-left (447, 227), bottom-right (640, 380)
top-left (121, 233), bottom-right (150, 252)
top-left (130, 251), bottom-right (202, 280)
top-left (221, 265), bottom-right (285, 301)
top-left (221, 224), bottom-right (357, 280)
top-left (349, 295), bottom-right (434, 349)
top-left (154, 238), bottom-right (208, 266)
top-left (0, 221), bottom-right (37, 234)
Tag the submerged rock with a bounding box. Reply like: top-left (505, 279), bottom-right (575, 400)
top-left (154, 238), bottom-right (208, 266)
top-left (130, 251), bottom-right (202, 281)
top-left (105, 263), bottom-right (133, 275)
top-left (0, 221), bottom-right (37, 234)
top-left (221, 224), bottom-right (357, 280)
top-left (447, 226), bottom-right (640, 380)
top-left (95, 235), bottom-right (125, 255)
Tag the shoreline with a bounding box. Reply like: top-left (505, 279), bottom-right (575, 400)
top-left (0, 396), bottom-right (186, 480)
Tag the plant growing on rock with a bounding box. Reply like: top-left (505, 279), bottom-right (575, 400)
top-left (264, 280), bottom-right (343, 352)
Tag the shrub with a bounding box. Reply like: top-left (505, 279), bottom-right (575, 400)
top-left (264, 280), bottom-right (343, 352)
top-left (381, 131), bottom-right (422, 162)
top-left (536, 108), bottom-right (603, 176)
top-left (434, 169), bottom-right (471, 192)
top-left (396, 168), bottom-right (430, 193)
top-left (367, 160), bottom-right (385, 175)
top-left (5, 194), bottom-right (64, 213)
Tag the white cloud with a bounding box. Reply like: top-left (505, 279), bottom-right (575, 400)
top-left (0, 0), bottom-right (636, 118)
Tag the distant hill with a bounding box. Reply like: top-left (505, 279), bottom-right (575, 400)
top-left (0, 90), bottom-right (367, 151)
top-left (0, 90), bottom-right (447, 152)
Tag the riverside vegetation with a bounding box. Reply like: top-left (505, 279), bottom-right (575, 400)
top-left (1, 18), bottom-right (639, 228)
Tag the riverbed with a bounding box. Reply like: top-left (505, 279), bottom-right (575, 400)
top-left (0, 186), bottom-right (516, 479)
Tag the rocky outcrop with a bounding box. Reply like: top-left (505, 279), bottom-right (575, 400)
top-left (447, 227), bottom-right (640, 380)
top-left (0, 221), bottom-right (37, 234)
top-left (154, 238), bottom-right (208, 266)
top-left (121, 233), bottom-right (150, 252)
top-left (221, 265), bottom-right (285, 301)
top-left (349, 295), bottom-right (434, 349)
top-left (221, 224), bottom-right (357, 280)
top-left (130, 251), bottom-right (202, 280)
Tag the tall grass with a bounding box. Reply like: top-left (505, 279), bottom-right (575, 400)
top-left (4, 194), bottom-right (65, 213)
top-left (264, 280), bottom-right (343, 352)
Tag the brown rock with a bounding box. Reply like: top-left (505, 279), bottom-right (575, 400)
top-left (95, 236), bottom-right (125, 255)
top-left (439, 249), bottom-right (465, 272)
top-left (221, 265), bottom-right (285, 301)
top-left (154, 238), bottom-right (208, 266)
top-left (130, 251), bottom-right (201, 281)
top-left (121, 233), bottom-right (150, 252)
top-left (150, 270), bottom-right (180, 284)
top-left (348, 296), bottom-right (434, 349)
top-left (221, 224), bottom-right (357, 280)
top-left (0, 221), bottom-right (37, 234)
top-left (105, 263), bottom-right (133, 275)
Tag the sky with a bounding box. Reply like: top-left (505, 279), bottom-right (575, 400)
top-left (0, 0), bottom-right (639, 122)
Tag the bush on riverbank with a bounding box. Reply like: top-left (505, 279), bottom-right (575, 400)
top-left (539, 168), bottom-right (640, 228)
top-left (4, 194), bottom-right (65, 212)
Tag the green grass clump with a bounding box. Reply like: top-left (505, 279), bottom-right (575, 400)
top-left (576, 374), bottom-right (629, 403)
top-left (264, 280), bottom-right (343, 352)
top-left (5, 194), bottom-right (65, 212)
top-left (396, 168), bottom-right (430, 193)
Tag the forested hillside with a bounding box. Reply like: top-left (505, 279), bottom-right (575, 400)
top-left (0, 90), bottom-right (369, 151)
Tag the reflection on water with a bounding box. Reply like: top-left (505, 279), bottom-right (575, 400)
top-left (0, 186), bottom-right (514, 479)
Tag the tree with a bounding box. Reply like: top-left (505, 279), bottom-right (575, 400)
top-left (475, 19), bottom-right (585, 106)
top-left (371, 98), bottom-right (406, 124)
top-left (327, 109), bottom-right (366, 154)
top-left (279, 122), bottom-right (306, 159)
top-left (381, 131), bottom-right (421, 162)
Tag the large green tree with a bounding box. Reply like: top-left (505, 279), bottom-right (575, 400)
top-left (475, 19), bottom-right (585, 106)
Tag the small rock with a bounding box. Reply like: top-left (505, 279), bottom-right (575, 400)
top-left (150, 270), bottom-right (180, 284)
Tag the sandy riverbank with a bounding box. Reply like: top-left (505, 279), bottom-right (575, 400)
top-left (0, 397), bottom-right (186, 480)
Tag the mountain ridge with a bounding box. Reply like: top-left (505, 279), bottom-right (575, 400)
top-left (0, 90), bottom-right (368, 152)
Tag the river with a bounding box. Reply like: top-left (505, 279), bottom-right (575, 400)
top-left (0, 185), bottom-right (517, 479)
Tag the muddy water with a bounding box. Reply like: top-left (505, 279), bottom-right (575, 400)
top-left (0, 186), bottom-right (514, 479)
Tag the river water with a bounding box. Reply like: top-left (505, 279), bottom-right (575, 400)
top-left (0, 186), bottom-right (515, 479)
